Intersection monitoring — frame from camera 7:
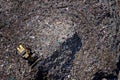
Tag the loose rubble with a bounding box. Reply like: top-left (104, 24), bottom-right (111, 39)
top-left (0, 0), bottom-right (120, 80)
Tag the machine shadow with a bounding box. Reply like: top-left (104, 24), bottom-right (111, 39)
top-left (35, 33), bottom-right (82, 80)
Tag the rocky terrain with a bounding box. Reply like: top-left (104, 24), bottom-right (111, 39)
top-left (0, 0), bottom-right (120, 80)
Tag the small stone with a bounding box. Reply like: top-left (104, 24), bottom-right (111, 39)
top-left (56, 21), bottom-right (62, 25)
top-left (29, 36), bottom-right (35, 39)
top-left (67, 74), bottom-right (70, 78)
top-left (1, 64), bottom-right (4, 67)
top-left (102, 78), bottom-right (107, 80)
top-left (66, 7), bottom-right (69, 11)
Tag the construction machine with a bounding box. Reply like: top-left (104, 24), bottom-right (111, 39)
top-left (17, 44), bottom-right (40, 68)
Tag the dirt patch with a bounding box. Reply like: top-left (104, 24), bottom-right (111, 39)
top-left (0, 0), bottom-right (120, 80)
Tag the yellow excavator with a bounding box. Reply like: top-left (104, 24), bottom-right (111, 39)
top-left (17, 44), bottom-right (40, 68)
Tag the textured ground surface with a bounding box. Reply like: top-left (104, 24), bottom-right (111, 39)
top-left (0, 0), bottom-right (120, 80)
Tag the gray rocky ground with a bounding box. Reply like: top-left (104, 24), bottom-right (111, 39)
top-left (0, 0), bottom-right (120, 80)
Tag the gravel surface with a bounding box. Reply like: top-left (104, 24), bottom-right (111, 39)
top-left (0, 0), bottom-right (120, 80)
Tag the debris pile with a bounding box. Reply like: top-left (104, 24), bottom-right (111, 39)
top-left (0, 0), bottom-right (120, 80)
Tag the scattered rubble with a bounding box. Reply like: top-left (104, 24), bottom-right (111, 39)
top-left (0, 0), bottom-right (120, 80)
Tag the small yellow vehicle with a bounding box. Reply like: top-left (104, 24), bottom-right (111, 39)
top-left (17, 44), bottom-right (30, 59)
top-left (17, 44), bottom-right (39, 67)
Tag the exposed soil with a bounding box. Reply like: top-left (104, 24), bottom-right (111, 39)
top-left (0, 0), bottom-right (120, 80)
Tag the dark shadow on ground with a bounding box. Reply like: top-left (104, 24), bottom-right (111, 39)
top-left (35, 32), bottom-right (82, 80)
top-left (92, 56), bottom-right (120, 80)
top-left (92, 70), bottom-right (117, 80)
